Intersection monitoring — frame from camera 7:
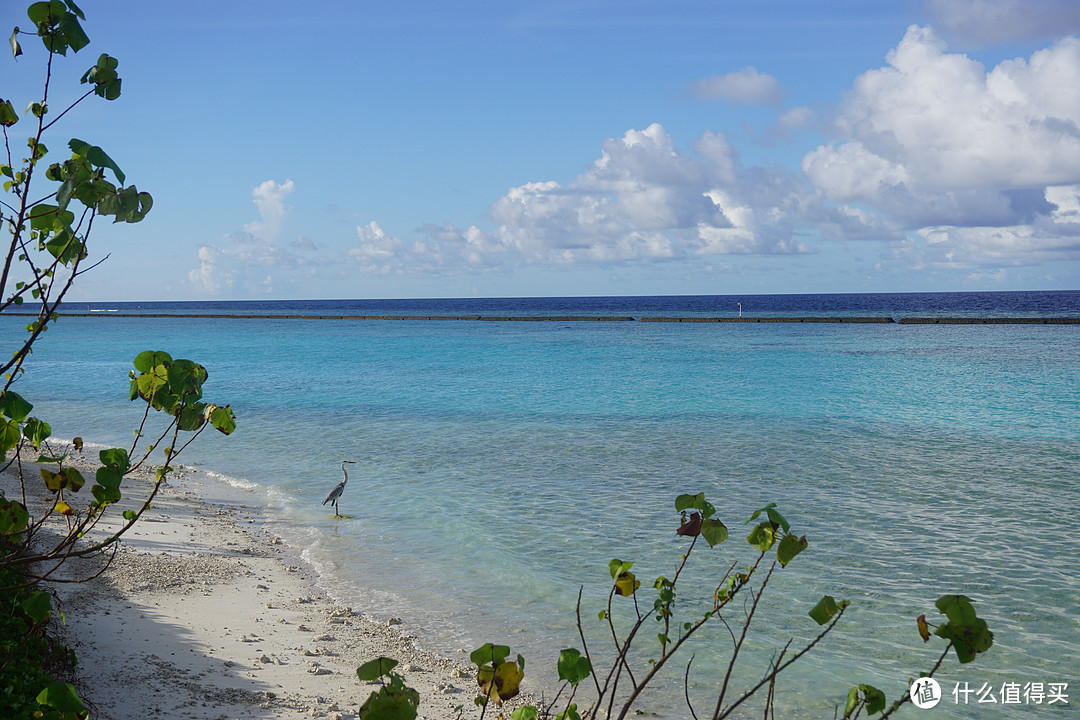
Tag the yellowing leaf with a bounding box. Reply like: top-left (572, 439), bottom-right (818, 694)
top-left (55, 500), bottom-right (74, 515)
top-left (917, 614), bottom-right (931, 642)
top-left (614, 570), bottom-right (640, 597)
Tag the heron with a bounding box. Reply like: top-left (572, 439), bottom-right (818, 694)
top-left (323, 460), bottom-right (357, 517)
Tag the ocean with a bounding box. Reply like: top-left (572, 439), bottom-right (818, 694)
top-left (4, 291), bottom-right (1079, 718)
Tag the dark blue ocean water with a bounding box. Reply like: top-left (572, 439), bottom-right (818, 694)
top-left (5, 291), bottom-right (1079, 718)
top-left (61, 289), bottom-right (1080, 318)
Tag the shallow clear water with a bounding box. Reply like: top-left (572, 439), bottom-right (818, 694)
top-left (3, 293), bottom-right (1078, 718)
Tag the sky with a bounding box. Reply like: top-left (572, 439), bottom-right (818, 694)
top-left (5, 0), bottom-right (1080, 300)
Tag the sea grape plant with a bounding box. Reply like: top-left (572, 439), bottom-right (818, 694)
top-left (1, 4), bottom-right (236, 716)
top-left (358, 495), bottom-right (994, 720)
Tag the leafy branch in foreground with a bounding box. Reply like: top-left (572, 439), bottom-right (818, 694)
top-left (1, 4), bottom-right (236, 718)
top-left (355, 494), bottom-right (994, 720)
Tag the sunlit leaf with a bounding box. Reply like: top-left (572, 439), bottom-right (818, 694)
top-left (98, 447), bottom-right (129, 473)
top-left (0, 419), bottom-right (22, 457)
top-left (207, 404), bottom-right (236, 435)
top-left (54, 499), bottom-right (74, 515)
top-left (917, 614), bottom-right (931, 642)
top-left (41, 467), bottom-right (62, 491)
top-left (746, 502), bottom-right (790, 533)
top-left (608, 558), bottom-right (633, 579)
top-left (746, 521), bottom-right (778, 551)
top-left (0, 498), bottom-right (30, 536)
top-left (776, 534), bottom-right (807, 566)
top-left (0, 390), bottom-right (34, 421)
top-left (357, 656), bottom-right (399, 682)
top-left (859, 684), bottom-right (886, 714)
top-left (167, 359), bottom-right (207, 394)
top-left (614, 570), bottom-right (640, 597)
top-left (470, 643), bottom-right (510, 669)
top-left (136, 363), bottom-right (169, 399)
top-left (699, 517), bottom-right (728, 547)
top-left (933, 595), bottom-right (993, 663)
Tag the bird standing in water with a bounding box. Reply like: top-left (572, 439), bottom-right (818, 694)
top-left (323, 460), bottom-right (357, 517)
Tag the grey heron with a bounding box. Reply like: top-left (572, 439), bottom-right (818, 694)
top-left (323, 460), bottom-right (357, 517)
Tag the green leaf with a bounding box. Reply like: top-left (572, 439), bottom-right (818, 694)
top-left (608, 558), bottom-right (634, 579)
top-left (63, 0), bottom-right (86, 20)
top-left (81, 53), bottom-right (121, 100)
top-left (777, 534), bottom-right (808, 566)
top-left (470, 643), bottom-right (510, 669)
top-left (35, 682), bottom-right (85, 714)
top-left (167, 359), bottom-right (207, 394)
top-left (844, 687), bottom-right (860, 716)
top-left (69, 138), bottom-right (125, 184)
top-left (19, 590), bottom-right (52, 622)
top-left (808, 595), bottom-right (844, 625)
top-left (136, 363), bottom-right (169, 400)
top-left (859, 684), bottom-right (886, 714)
top-left (699, 517), bottom-right (728, 547)
top-left (56, 10), bottom-right (89, 52)
top-left (0, 98), bottom-right (17, 126)
top-left (359, 683), bottom-right (419, 720)
top-left (207, 404), bottom-right (236, 435)
top-left (933, 595), bottom-right (993, 663)
top-left (746, 502), bottom-right (790, 533)
top-left (556, 649), bottom-right (591, 687)
top-left (357, 656), bottom-right (399, 682)
top-left (0, 389), bottom-right (34, 421)
top-left (510, 707), bottom-right (538, 720)
top-left (674, 492), bottom-right (715, 519)
top-left (0, 497), bottom-right (30, 536)
top-left (22, 416), bottom-right (52, 447)
top-left (178, 402), bottom-right (207, 432)
top-left (746, 521), bottom-right (778, 551)
top-left (133, 349), bottom-right (172, 372)
top-left (99, 447), bottom-right (130, 473)
top-left (0, 419), bottom-right (22, 457)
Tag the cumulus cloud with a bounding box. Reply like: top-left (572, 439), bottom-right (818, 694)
top-left (801, 26), bottom-right (1080, 273)
top-left (692, 67), bottom-right (784, 107)
top-left (923, 0), bottom-right (1080, 47)
top-left (342, 123), bottom-right (894, 281)
top-left (189, 179), bottom-right (323, 295)
top-left (244, 179), bottom-right (294, 240)
top-left (803, 26), bottom-right (1080, 227)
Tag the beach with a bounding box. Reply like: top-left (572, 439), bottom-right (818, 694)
top-left (5, 445), bottom-right (539, 720)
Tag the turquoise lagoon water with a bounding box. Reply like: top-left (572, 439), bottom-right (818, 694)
top-left (3, 293), bottom-right (1078, 718)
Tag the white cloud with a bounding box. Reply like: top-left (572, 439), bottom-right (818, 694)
top-left (924, 0), bottom-right (1080, 47)
top-left (244, 179), bottom-right (295, 240)
top-left (692, 67), bottom-right (784, 107)
top-left (803, 26), bottom-right (1080, 230)
top-left (188, 244), bottom-right (235, 294)
top-left (189, 179), bottom-right (324, 295)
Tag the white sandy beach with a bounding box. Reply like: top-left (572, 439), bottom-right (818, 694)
top-left (3, 444), bottom-right (542, 720)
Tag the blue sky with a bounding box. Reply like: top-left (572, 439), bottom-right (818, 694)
top-left (6, 0), bottom-right (1080, 300)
